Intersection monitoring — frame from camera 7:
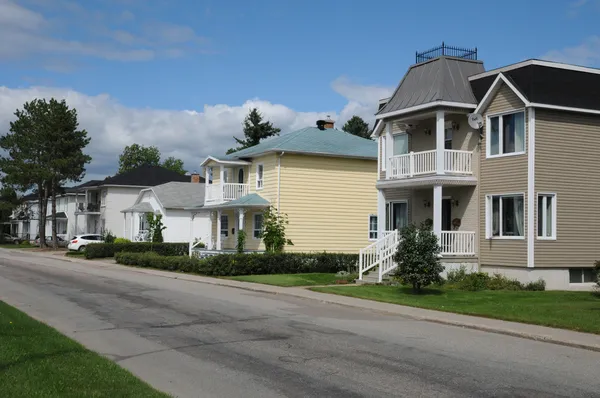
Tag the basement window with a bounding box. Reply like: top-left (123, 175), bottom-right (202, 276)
top-left (569, 268), bottom-right (597, 284)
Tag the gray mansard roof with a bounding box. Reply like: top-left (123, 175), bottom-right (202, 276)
top-left (377, 56), bottom-right (485, 116)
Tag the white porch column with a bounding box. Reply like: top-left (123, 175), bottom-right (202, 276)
top-left (219, 166), bottom-right (225, 202)
top-left (385, 122), bottom-right (394, 179)
top-left (216, 210), bottom-right (222, 250)
top-left (436, 110), bottom-right (445, 175)
top-left (74, 214), bottom-right (78, 235)
top-left (433, 185), bottom-right (442, 240)
top-left (188, 213), bottom-right (196, 257)
top-left (207, 212), bottom-right (214, 250)
top-left (377, 189), bottom-right (386, 237)
top-left (122, 213), bottom-right (126, 237)
top-left (238, 209), bottom-right (246, 243)
top-left (130, 212), bottom-right (135, 240)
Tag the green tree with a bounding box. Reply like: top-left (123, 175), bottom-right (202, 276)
top-left (0, 187), bottom-right (19, 233)
top-left (146, 212), bottom-right (166, 243)
top-left (342, 115), bottom-right (371, 139)
top-left (259, 206), bottom-right (293, 253)
top-left (161, 156), bottom-right (186, 175)
top-left (118, 144), bottom-right (187, 175)
top-left (0, 99), bottom-right (91, 248)
top-left (227, 108), bottom-right (281, 154)
top-left (394, 222), bottom-right (444, 293)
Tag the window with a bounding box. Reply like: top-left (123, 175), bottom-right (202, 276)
top-left (220, 215), bottom-right (229, 237)
top-left (386, 202), bottom-right (408, 231)
top-left (256, 164), bottom-right (264, 189)
top-left (381, 136), bottom-right (386, 171)
top-left (569, 268), bottom-right (597, 284)
top-left (486, 194), bottom-right (524, 238)
top-left (537, 194), bottom-right (556, 239)
top-left (139, 213), bottom-right (150, 231)
top-left (223, 169), bottom-right (229, 183)
top-left (488, 111), bottom-right (525, 156)
top-left (368, 215), bottom-right (378, 240)
top-left (393, 133), bottom-right (408, 156)
top-left (101, 190), bottom-right (107, 206)
top-left (444, 127), bottom-right (452, 150)
top-left (253, 213), bottom-right (263, 239)
top-left (207, 167), bottom-right (213, 184)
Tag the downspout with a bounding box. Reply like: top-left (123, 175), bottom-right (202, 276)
top-left (277, 152), bottom-right (285, 212)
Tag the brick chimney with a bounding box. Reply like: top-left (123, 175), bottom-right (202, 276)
top-left (190, 171), bottom-right (201, 183)
top-left (316, 116), bottom-right (335, 130)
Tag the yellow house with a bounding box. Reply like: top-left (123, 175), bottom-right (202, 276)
top-left (194, 119), bottom-right (378, 253)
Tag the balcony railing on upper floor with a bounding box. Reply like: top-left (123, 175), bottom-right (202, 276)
top-left (205, 183), bottom-right (250, 204)
top-left (387, 149), bottom-right (473, 179)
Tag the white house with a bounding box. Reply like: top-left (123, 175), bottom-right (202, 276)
top-left (7, 165), bottom-right (203, 241)
top-left (121, 181), bottom-right (209, 243)
top-left (73, 165), bottom-right (201, 238)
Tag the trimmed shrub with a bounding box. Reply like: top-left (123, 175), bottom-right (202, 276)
top-left (85, 242), bottom-right (195, 259)
top-left (114, 251), bottom-right (359, 276)
top-left (446, 266), bottom-right (468, 283)
top-left (457, 272), bottom-right (491, 291)
top-left (114, 237), bottom-right (131, 244)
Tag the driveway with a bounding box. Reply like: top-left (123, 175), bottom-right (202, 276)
top-left (0, 250), bottom-right (598, 397)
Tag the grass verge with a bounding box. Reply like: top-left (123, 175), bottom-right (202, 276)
top-left (225, 273), bottom-right (352, 287)
top-left (0, 244), bottom-right (34, 249)
top-left (310, 285), bottom-right (600, 334)
top-left (0, 301), bottom-right (168, 397)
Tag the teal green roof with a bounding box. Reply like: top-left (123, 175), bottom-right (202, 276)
top-left (204, 193), bottom-right (270, 209)
top-left (222, 127), bottom-right (377, 160)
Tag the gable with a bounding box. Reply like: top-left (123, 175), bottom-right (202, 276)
top-left (480, 82), bottom-right (526, 116)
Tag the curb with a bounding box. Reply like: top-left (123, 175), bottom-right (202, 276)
top-left (7, 250), bottom-right (600, 353)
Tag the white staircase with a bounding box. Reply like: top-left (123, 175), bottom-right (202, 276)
top-left (358, 230), bottom-right (399, 283)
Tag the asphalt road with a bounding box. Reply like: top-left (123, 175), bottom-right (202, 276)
top-left (0, 250), bottom-right (598, 398)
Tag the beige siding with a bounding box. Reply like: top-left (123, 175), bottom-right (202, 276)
top-left (535, 110), bottom-right (600, 268)
top-left (479, 83), bottom-right (528, 267)
top-left (279, 154), bottom-right (378, 252)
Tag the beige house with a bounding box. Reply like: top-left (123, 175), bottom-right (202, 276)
top-left (192, 120), bottom-right (378, 254)
top-left (361, 44), bottom-right (600, 290)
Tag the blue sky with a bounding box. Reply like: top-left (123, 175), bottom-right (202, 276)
top-left (0, 0), bottom-right (598, 179)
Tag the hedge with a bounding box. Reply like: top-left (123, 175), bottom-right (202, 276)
top-left (114, 252), bottom-right (359, 276)
top-left (84, 242), bottom-right (197, 259)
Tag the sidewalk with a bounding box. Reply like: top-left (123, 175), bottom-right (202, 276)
top-left (13, 249), bottom-right (600, 353)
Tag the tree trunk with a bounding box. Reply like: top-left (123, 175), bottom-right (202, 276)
top-left (51, 179), bottom-right (57, 249)
top-left (38, 184), bottom-right (46, 248)
top-left (412, 282), bottom-right (421, 294)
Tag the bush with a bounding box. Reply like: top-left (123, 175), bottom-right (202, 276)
top-left (85, 242), bottom-right (194, 259)
top-left (524, 279), bottom-right (546, 291)
top-left (114, 238), bottom-right (131, 244)
top-left (394, 222), bottom-right (443, 293)
top-left (114, 251), bottom-right (359, 276)
top-left (446, 266), bottom-right (468, 283)
top-left (457, 272), bottom-right (491, 291)
top-left (102, 230), bottom-right (116, 244)
top-left (595, 260), bottom-right (600, 288)
top-left (20, 240), bottom-right (32, 247)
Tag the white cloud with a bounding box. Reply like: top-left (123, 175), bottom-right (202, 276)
top-left (541, 36), bottom-right (600, 66)
top-left (0, 80), bottom-right (393, 178)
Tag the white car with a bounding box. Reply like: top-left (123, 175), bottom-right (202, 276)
top-left (68, 234), bottom-right (104, 251)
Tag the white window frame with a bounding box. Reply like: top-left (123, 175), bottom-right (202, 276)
top-left (537, 193), bottom-right (557, 240)
top-left (368, 214), bottom-right (378, 241)
top-left (486, 109), bottom-right (526, 158)
top-left (252, 213), bottom-right (263, 239)
top-left (256, 163), bottom-right (264, 190)
top-left (381, 136), bottom-right (386, 171)
top-left (207, 166), bottom-right (213, 184)
top-left (385, 200), bottom-right (409, 231)
top-left (485, 193), bottom-right (525, 240)
top-left (220, 214), bottom-right (229, 237)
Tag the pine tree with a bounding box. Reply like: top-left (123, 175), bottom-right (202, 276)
top-left (342, 115), bottom-right (372, 139)
top-left (227, 108), bottom-right (281, 154)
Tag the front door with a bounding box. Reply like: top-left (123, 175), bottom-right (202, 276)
top-left (442, 199), bottom-right (452, 231)
top-left (386, 202), bottom-right (408, 231)
top-left (238, 168), bottom-right (244, 184)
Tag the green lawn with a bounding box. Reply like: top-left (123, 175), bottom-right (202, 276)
top-left (311, 285), bottom-right (600, 334)
top-left (0, 301), bottom-right (169, 398)
top-left (0, 244), bottom-right (34, 249)
top-left (226, 273), bottom-right (350, 287)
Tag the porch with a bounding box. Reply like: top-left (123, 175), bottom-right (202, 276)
top-left (377, 111), bottom-right (478, 184)
top-left (201, 157), bottom-right (253, 205)
top-left (121, 202), bottom-right (155, 242)
top-left (187, 193), bottom-right (270, 255)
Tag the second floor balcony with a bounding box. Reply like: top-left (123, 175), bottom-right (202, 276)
top-left (386, 149), bottom-right (474, 179)
top-left (205, 183), bottom-right (250, 205)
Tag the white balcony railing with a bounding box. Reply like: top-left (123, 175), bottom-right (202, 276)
top-left (440, 231), bottom-right (476, 256)
top-left (205, 183), bottom-right (250, 204)
top-left (388, 149), bottom-right (473, 179)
